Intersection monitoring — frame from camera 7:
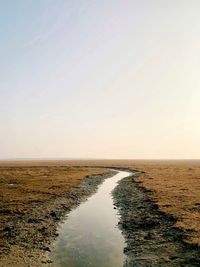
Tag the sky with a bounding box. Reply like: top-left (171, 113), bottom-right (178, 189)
top-left (0, 0), bottom-right (200, 159)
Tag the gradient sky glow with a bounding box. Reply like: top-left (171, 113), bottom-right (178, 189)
top-left (1, 0), bottom-right (200, 159)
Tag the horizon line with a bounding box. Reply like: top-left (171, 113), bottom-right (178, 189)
top-left (0, 158), bottom-right (200, 161)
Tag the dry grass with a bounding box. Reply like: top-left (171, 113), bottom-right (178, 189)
top-left (129, 160), bottom-right (200, 246)
top-left (41, 159), bottom-right (200, 246)
top-left (83, 159), bottom-right (200, 246)
top-left (1, 159), bottom-right (200, 246)
top-left (0, 165), bottom-right (109, 232)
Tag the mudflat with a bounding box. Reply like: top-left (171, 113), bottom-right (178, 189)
top-left (0, 160), bottom-right (200, 266)
top-left (66, 159), bottom-right (200, 247)
top-left (0, 164), bottom-right (111, 266)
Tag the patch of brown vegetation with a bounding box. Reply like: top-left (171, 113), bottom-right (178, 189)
top-left (0, 165), bottom-right (110, 259)
top-left (65, 159), bottom-right (200, 246)
top-left (0, 165), bottom-right (108, 211)
top-left (130, 160), bottom-right (200, 246)
top-left (1, 159), bottom-right (199, 250)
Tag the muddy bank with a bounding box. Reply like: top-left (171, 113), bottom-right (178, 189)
top-left (0, 171), bottom-right (114, 267)
top-left (113, 172), bottom-right (200, 267)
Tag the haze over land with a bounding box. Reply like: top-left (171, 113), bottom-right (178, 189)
top-left (1, 0), bottom-right (200, 159)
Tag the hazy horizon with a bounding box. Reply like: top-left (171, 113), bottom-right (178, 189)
top-left (1, 1), bottom-right (200, 159)
top-left (1, 157), bottom-right (200, 161)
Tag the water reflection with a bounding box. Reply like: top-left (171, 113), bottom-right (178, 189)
top-left (50, 171), bottom-right (131, 267)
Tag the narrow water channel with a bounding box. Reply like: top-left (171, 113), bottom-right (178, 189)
top-left (50, 170), bottom-right (131, 267)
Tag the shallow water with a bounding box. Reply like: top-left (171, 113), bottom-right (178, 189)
top-left (50, 170), bottom-right (131, 267)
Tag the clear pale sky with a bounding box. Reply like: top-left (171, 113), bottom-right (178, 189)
top-left (0, 0), bottom-right (200, 159)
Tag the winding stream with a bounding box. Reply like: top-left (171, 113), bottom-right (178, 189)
top-left (50, 170), bottom-right (131, 267)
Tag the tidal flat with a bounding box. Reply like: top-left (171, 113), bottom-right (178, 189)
top-left (0, 164), bottom-right (111, 266)
top-left (0, 160), bottom-right (200, 266)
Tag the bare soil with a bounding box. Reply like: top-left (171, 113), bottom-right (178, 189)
top-left (0, 166), bottom-right (112, 267)
top-left (1, 160), bottom-right (200, 266)
top-left (113, 170), bottom-right (200, 266)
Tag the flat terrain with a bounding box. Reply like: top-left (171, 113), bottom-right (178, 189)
top-left (0, 165), bottom-right (111, 266)
top-left (0, 159), bottom-right (200, 266)
top-left (61, 159), bottom-right (200, 247)
top-left (113, 172), bottom-right (200, 266)
top-left (130, 160), bottom-right (200, 247)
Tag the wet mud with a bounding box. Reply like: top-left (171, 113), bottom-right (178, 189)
top-left (113, 172), bottom-right (200, 266)
top-left (1, 167), bottom-right (200, 266)
top-left (0, 172), bottom-right (114, 267)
